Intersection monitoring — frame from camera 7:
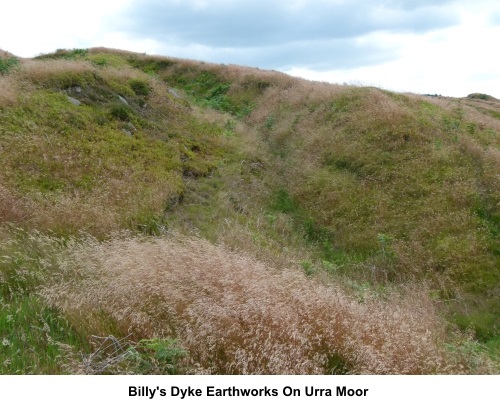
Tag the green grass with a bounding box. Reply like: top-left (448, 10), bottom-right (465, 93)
top-left (0, 297), bottom-right (89, 374)
top-left (161, 69), bottom-right (251, 116)
top-left (0, 229), bottom-right (87, 374)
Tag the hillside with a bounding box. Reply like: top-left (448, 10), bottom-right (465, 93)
top-left (0, 48), bottom-right (498, 374)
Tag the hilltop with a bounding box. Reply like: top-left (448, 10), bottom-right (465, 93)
top-left (0, 48), bottom-right (498, 374)
top-left (467, 93), bottom-right (498, 102)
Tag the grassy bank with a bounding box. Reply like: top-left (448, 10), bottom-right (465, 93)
top-left (0, 48), bottom-right (498, 373)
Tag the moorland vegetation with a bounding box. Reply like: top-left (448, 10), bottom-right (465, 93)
top-left (0, 48), bottom-right (498, 374)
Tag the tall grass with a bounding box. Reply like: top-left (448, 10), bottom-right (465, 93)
top-left (0, 228), bottom-right (90, 374)
top-left (19, 59), bottom-right (98, 88)
top-left (40, 235), bottom-right (492, 374)
top-left (0, 76), bottom-right (20, 106)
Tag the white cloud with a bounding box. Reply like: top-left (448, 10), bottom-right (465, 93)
top-left (1, 0), bottom-right (133, 56)
top-left (286, 17), bottom-right (500, 97)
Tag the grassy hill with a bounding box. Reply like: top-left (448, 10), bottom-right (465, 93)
top-left (0, 48), bottom-right (498, 374)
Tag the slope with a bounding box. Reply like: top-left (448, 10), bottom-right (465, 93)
top-left (0, 48), bottom-right (498, 374)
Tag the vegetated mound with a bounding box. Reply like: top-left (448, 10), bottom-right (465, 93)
top-left (0, 52), bottom-right (229, 234)
top-left (467, 93), bottom-right (498, 101)
top-left (0, 47), bottom-right (499, 374)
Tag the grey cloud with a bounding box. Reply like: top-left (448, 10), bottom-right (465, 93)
top-left (111, 0), bottom-right (459, 69)
top-left (168, 38), bottom-right (398, 71)
top-left (117, 0), bottom-right (458, 48)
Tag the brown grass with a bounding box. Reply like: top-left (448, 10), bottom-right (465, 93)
top-left (51, 181), bottom-right (175, 235)
top-left (2, 49), bottom-right (498, 374)
top-left (0, 75), bottom-right (21, 107)
top-left (0, 175), bottom-right (179, 235)
top-left (99, 65), bottom-right (147, 81)
top-left (40, 235), bottom-right (490, 374)
top-left (0, 183), bottom-right (120, 234)
top-left (19, 59), bottom-right (97, 87)
top-left (0, 180), bottom-right (27, 223)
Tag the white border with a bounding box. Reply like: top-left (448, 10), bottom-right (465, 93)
top-left (1, 375), bottom-right (498, 405)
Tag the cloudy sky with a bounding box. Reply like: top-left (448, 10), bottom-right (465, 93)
top-left (2, 0), bottom-right (500, 97)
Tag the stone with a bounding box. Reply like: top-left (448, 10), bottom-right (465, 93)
top-left (168, 88), bottom-right (181, 98)
top-left (66, 96), bottom-right (81, 106)
top-left (118, 95), bottom-right (128, 105)
top-left (126, 122), bottom-right (137, 132)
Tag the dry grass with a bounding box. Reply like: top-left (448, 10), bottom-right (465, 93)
top-left (2, 179), bottom-right (179, 236)
top-left (19, 59), bottom-right (98, 88)
top-left (0, 181), bottom-right (26, 223)
top-left (0, 185), bottom-right (112, 237)
top-left (0, 75), bottom-right (21, 107)
top-left (88, 47), bottom-right (140, 58)
top-left (98, 65), bottom-right (148, 83)
top-left (40, 235), bottom-right (490, 374)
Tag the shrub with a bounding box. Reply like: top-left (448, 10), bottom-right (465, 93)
top-left (129, 79), bottom-right (151, 96)
top-left (109, 104), bottom-right (130, 121)
top-left (0, 56), bottom-right (19, 75)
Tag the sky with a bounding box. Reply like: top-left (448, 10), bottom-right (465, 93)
top-left (2, 0), bottom-right (500, 97)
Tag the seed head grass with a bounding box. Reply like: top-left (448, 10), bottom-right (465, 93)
top-left (40, 235), bottom-right (493, 374)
